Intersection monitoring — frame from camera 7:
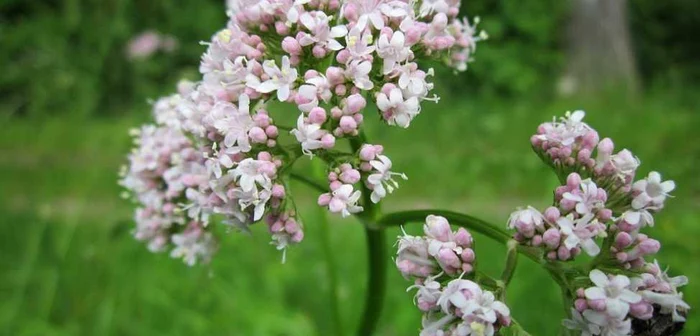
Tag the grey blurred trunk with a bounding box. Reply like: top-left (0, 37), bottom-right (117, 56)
top-left (562, 0), bottom-right (639, 95)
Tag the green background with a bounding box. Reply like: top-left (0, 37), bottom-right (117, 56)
top-left (1, 0), bottom-right (699, 335)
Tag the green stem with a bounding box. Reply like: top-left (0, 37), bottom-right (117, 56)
top-left (289, 172), bottom-right (327, 193)
top-left (311, 163), bottom-right (344, 336)
top-left (357, 225), bottom-right (387, 336)
top-left (500, 240), bottom-right (520, 289)
top-left (377, 209), bottom-right (543, 263)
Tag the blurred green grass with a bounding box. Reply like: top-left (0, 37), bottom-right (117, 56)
top-left (1, 92), bottom-right (699, 335)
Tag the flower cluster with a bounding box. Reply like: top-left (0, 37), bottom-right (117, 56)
top-left (564, 266), bottom-right (689, 335)
top-left (509, 111), bottom-right (689, 334)
top-left (395, 216), bottom-right (511, 335)
top-left (121, 0), bottom-right (484, 264)
top-left (509, 111), bottom-right (676, 263)
top-left (119, 95), bottom-right (215, 265)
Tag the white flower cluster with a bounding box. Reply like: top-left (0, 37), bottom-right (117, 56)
top-left (564, 266), bottom-right (689, 336)
top-left (395, 216), bottom-right (511, 335)
top-left (120, 94), bottom-right (216, 265)
top-left (509, 111), bottom-right (689, 333)
top-left (122, 0), bottom-right (484, 264)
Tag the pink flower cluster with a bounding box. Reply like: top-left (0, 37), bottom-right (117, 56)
top-left (122, 0), bottom-right (484, 264)
top-left (510, 111), bottom-right (689, 334)
top-left (395, 216), bottom-right (510, 335)
top-left (510, 111), bottom-right (676, 263)
top-left (119, 97), bottom-right (215, 265)
top-left (565, 265), bottom-right (689, 335)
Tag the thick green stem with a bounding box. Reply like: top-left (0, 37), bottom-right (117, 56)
top-left (357, 225), bottom-right (387, 336)
top-left (311, 162), bottom-right (344, 336)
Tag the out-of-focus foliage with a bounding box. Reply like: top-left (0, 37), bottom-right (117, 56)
top-left (629, 0), bottom-right (700, 85)
top-left (0, 0), bottom-right (224, 118)
top-left (2, 0), bottom-right (700, 118)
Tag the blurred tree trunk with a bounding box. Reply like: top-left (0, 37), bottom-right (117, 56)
top-left (560, 0), bottom-right (639, 96)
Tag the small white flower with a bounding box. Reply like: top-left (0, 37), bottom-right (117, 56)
top-left (377, 87), bottom-right (420, 128)
top-left (584, 269), bottom-right (642, 319)
top-left (610, 149), bottom-right (640, 181)
top-left (290, 114), bottom-right (325, 156)
top-left (557, 214), bottom-right (602, 256)
top-left (345, 59), bottom-right (374, 90)
top-left (581, 310), bottom-right (632, 336)
top-left (345, 27), bottom-right (375, 60)
top-left (562, 178), bottom-right (604, 216)
top-left (631, 171), bottom-right (675, 209)
top-left (247, 56), bottom-right (298, 101)
top-left (231, 158), bottom-right (273, 192)
top-left (367, 154), bottom-right (407, 203)
top-left (507, 206), bottom-right (544, 229)
top-left (298, 12), bottom-right (348, 51)
top-left (212, 95), bottom-right (254, 151)
top-left (170, 229), bottom-right (216, 266)
top-left (437, 278), bottom-right (482, 313)
top-left (376, 31), bottom-right (412, 74)
top-left (396, 64), bottom-right (435, 99)
top-left (619, 208), bottom-right (654, 229)
top-left (328, 184), bottom-right (363, 217)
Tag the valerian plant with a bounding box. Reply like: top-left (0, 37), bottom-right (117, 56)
top-left (119, 0), bottom-right (689, 335)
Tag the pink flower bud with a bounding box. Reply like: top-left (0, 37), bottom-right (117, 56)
top-left (329, 180), bottom-right (342, 191)
top-left (312, 45), bottom-right (327, 58)
top-left (639, 238), bottom-right (660, 255)
top-left (281, 37), bottom-right (302, 55)
top-left (336, 49), bottom-right (350, 64)
top-left (532, 235), bottom-right (543, 246)
top-left (309, 107), bottom-right (327, 124)
top-left (557, 246), bottom-right (571, 260)
top-left (339, 116), bottom-right (357, 132)
top-left (345, 94), bottom-right (366, 114)
top-left (597, 208), bottom-right (612, 221)
top-left (326, 67), bottom-right (344, 84)
top-left (275, 21), bottom-right (290, 35)
top-left (425, 215), bottom-right (452, 241)
top-left (597, 138), bottom-right (614, 156)
top-left (339, 169), bottom-right (361, 184)
top-left (334, 84), bottom-right (347, 96)
top-left (588, 299), bottom-right (606, 311)
top-left (566, 173), bottom-right (581, 188)
top-left (359, 144), bottom-right (376, 161)
top-left (454, 228), bottom-right (472, 246)
top-left (292, 230), bottom-right (304, 243)
top-left (615, 232), bottom-right (633, 249)
top-left (318, 193), bottom-right (331, 206)
top-left (574, 299), bottom-right (588, 312)
top-left (271, 184), bottom-right (286, 198)
top-left (542, 228), bottom-right (561, 249)
top-left (460, 248), bottom-right (475, 262)
top-left (265, 125), bottom-right (279, 138)
top-left (249, 126), bottom-right (267, 143)
top-left (321, 134), bottom-right (336, 148)
top-left (330, 106), bottom-right (343, 119)
top-left (629, 301), bottom-right (654, 320)
top-left (437, 249), bottom-right (460, 268)
top-left (544, 206), bottom-right (560, 223)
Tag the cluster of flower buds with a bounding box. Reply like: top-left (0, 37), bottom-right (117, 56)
top-left (122, 0), bottom-right (484, 264)
top-left (510, 111), bottom-right (676, 263)
top-left (509, 111), bottom-right (689, 334)
top-left (564, 266), bottom-right (689, 336)
top-left (395, 216), bottom-right (511, 335)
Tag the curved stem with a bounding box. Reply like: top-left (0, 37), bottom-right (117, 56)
top-left (378, 209), bottom-right (543, 263)
top-left (357, 226), bottom-right (387, 336)
top-left (289, 172), bottom-right (327, 193)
